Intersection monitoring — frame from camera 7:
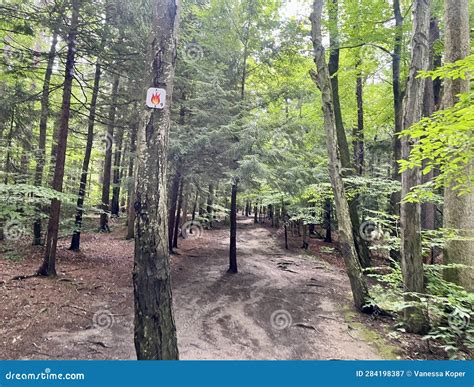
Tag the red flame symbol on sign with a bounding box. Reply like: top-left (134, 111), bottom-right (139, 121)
top-left (151, 92), bottom-right (161, 105)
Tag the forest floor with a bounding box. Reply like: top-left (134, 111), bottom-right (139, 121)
top-left (0, 217), bottom-right (438, 360)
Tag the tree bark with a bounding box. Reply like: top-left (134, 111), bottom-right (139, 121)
top-left (400, 0), bottom-right (431, 334)
top-left (33, 30), bottom-right (58, 245)
top-left (133, 0), bottom-right (180, 360)
top-left (70, 58), bottom-right (101, 251)
top-left (38, 0), bottom-right (80, 276)
top-left (442, 0), bottom-right (473, 291)
top-left (228, 181), bottom-right (238, 273)
top-left (100, 74), bottom-right (120, 231)
top-left (311, 0), bottom-right (369, 311)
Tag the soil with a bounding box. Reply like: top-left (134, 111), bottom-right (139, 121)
top-left (0, 217), bottom-right (441, 360)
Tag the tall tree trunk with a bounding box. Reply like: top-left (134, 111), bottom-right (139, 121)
top-left (100, 74), bottom-right (120, 231)
top-left (311, 0), bottom-right (369, 311)
top-left (328, 0), bottom-right (370, 268)
top-left (400, 0), bottom-right (431, 334)
top-left (133, 0), bottom-right (179, 360)
top-left (228, 181), bottom-right (238, 273)
top-left (111, 123), bottom-right (125, 217)
top-left (421, 18), bottom-right (440, 235)
top-left (38, 0), bottom-right (80, 276)
top-left (354, 60), bottom-right (364, 175)
top-left (70, 58), bottom-right (101, 251)
top-left (33, 30), bottom-right (58, 245)
top-left (389, 0), bottom-right (404, 261)
top-left (442, 0), bottom-right (473, 291)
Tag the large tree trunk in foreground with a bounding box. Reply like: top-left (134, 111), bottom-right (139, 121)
top-left (100, 74), bottom-right (120, 231)
top-left (442, 0), bottom-right (473, 291)
top-left (400, 0), bottom-right (430, 334)
top-left (38, 0), bottom-right (80, 276)
top-left (33, 30), bottom-right (58, 246)
top-left (228, 181), bottom-right (238, 273)
top-left (311, 0), bottom-right (369, 311)
top-left (70, 59), bottom-right (101, 251)
top-left (133, 0), bottom-right (179, 360)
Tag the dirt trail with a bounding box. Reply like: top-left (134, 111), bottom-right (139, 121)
top-left (0, 217), bottom-right (383, 360)
top-left (173, 217), bottom-right (380, 359)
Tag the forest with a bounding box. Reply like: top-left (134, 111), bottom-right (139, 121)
top-left (0, 0), bottom-right (472, 361)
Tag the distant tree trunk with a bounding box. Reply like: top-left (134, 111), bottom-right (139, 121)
top-left (3, 109), bottom-right (14, 184)
top-left (38, 0), bottom-right (80, 276)
top-left (253, 204), bottom-right (258, 223)
top-left (181, 187), bottom-right (189, 227)
top-left (111, 123), bottom-right (124, 217)
top-left (228, 180), bottom-right (238, 273)
top-left (311, 0), bottom-right (369, 311)
top-left (324, 198), bottom-right (332, 243)
top-left (33, 30), bottom-right (58, 246)
top-left (126, 118), bottom-right (138, 240)
top-left (173, 177), bottom-right (184, 248)
top-left (191, 189), bottom-right (198, 222)
top-left (400, 0), bottom-right (430, 334)
top-left (100, 74), bottom-right (120, 231)
top-left (70, 58), bottom-right (101, 251)
top-left (168, 167), bottom-right (180, 252)
top-left (442, 0), bottom-right (473, 291)
top-left (133, 0), bottom-right (179, 360)
top-left (206, 184), bottom-right (214, 226)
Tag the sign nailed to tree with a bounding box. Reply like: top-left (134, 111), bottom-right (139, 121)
top-left (146, 87), bottom-right (166, 109)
